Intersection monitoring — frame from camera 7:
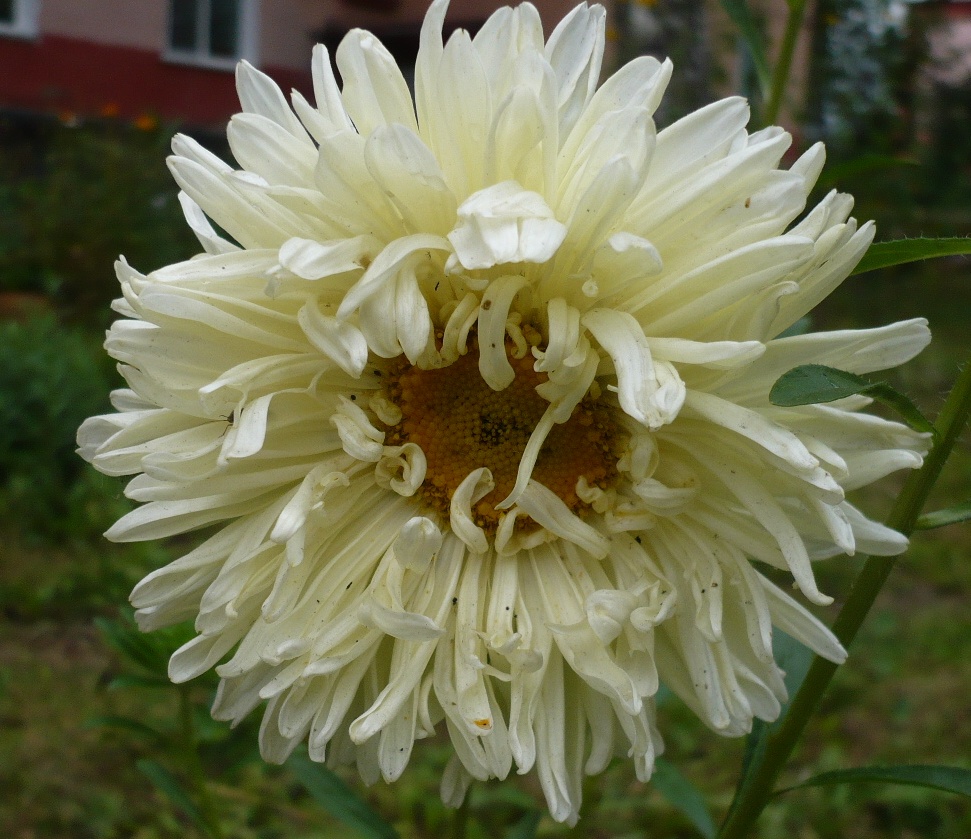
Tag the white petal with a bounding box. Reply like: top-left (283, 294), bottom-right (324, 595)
top-left (447, 181), bottom-right (566, 271)
top-left (582, 308), bottom-right (685, 429)
top-left (336, 29), bottom-right (419, 137)
top-left (449, 468), bottom-right (494, 554)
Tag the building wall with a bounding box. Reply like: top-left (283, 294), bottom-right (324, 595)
top-left (297, 0), bottom-right (586, 46)
top-left (40, 0), bottom-right (165, 51)
top-left (0, 0), bottom-right (313, 127)
top-left (262, 0), bottom-right (317, 69)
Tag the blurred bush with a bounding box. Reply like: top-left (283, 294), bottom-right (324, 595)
top-left (0, 119), bottom-right (197, 324)
top-left (0, 315), bottom-right (116, 537)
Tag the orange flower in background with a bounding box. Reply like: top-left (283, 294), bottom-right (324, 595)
top-left (134, 113), bottom-right (159, 132)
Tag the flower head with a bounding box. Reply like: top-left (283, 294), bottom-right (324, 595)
top-left (79, 0), bottom-right (929, 823)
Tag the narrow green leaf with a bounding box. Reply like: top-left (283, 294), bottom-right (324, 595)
top-left (726, 719), bottom-right (770, 826)
top-left (916, 500), bottom-right (971, 530)
top-left (720, 0), bottom-right (771, 96)
top-left (726, 630), bottom-right (812, 822)
top-left (86, 714), bottom-right (166, 742)
top-left (652, 759), bottom-right (717, 839)
top-left (776, 764), bottom-right (971, 798)
top-left (287, 752), bottom-right (399, 839)
top-left (769, 365), bottom-right (936, 438)
top-left (137, 759), bottom-right (214, 835)
top-left (107, 673), bottom-right (173, 690)
top-left (852, 237), bottom-right (971, 276)
top-left (505, 810), bottom-right (542, 839)
top-left (95, 616), bottom-right (167, 674)
top-left (816, 153), bottom-right (918, 191)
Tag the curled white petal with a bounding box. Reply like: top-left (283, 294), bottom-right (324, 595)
top-left (583, 308), bottom-right (685, 429)
top-left (447, 181), bottom-right (567, 271)
top-left (449, 468), bottom-right (495, 554)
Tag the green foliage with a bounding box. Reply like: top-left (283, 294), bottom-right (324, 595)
top-left (718, 0), bottom-right (770, 99)
top-left (852, 237), bottom-right (971, 276)
top-left (0, 120), bottom-right (196, 322)
top-left (769, 364), bottom-right (936, 438)
top-left (915, 500), bottom-right (971, 531)
top-left (504, 810), bottom-right (542, 839)
top-left (777, 764), bottom-right (971, 799)
top-left (287, 752), bottom-right (401, 839)
top-left (137, 758), bottom-right (216, 836)
top-left (0, 315), bottom-right (118, 536)
top-left (652, 759), bottom-right (717, 838)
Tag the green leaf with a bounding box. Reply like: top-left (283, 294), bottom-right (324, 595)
top-left (726, 718), bottom-right (770, 826)
top-left (776, 764), bottom-right (971, 798)
top-left (137, 759), bottom-right (215, 836)
top-left (769, 365), bottom-right (936, 438)
top-left (775, 315), bottom-right (811, 339)
top-left (505, 810), bottom-right (542, 839)
top-left (652, 759), bottom-right (717, 839)
top-left (720, 0), bottom-right (771, 97)
top-left (95, 615), bottom-right (168, 674)
top-left (725, 630), bottom-right (812, 823)
top-left (852, 237), bottom-right (971, 276)
top-left (770, 364), bottom-right (877, 405)
top-left (86, 714), bottom-right (166, 742)
top-left (107, 673), bottom-right (173, 690)
top-left (287, 752), bottom-right (399, 839)
top-left (916, 500), bottom-right (971, 530)
top-left (816, 154), bottom-right (918, 191)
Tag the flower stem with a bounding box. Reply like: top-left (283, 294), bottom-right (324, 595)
top-left (718, 358), bottom-right (971, 839)
top-left (763, 0), bottom-right (809, 126)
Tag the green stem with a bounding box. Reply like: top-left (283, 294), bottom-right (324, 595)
top-left (719, 359), bottom-right (971, 839)
top-left (179, 685), bottom-right (225, 839)
top-left (764, 0), bottom-right (809, 126)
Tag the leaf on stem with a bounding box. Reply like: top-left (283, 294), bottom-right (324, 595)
top-left (504, 809), bottom-right (542, 839)
top-left (287, 752), bottom-right (400, 839)
top-left (775, 764), bottom-right (971, 798)
top-left (915, 500), bottom-right (971, 530)
top-left (815, 154), bottom-right (918, 192)
top-left (769, 364), bottom-right (936, 438)
top-left (852, 237), bottom-right (971, 276)
top-left (96, 615), bottom-right (169, 674)
top-left (137, 758), bottom-right (216, 836)
top-left (86, 714), bottom-right (166, 742)
top-left (652, 759), bottom-right (717, 839)
top-left (724, 630), bottom-right (812, 822)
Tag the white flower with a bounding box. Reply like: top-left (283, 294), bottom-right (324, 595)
top-left (78, 0), bottom-right (930, 824)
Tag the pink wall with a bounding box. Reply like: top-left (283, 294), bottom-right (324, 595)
top-left (297, 0), bottom-right (588, 41)
top-left (40, 0), bottom-right (166, 51)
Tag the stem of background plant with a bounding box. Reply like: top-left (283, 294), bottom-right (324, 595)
top-left (179, 684), bottom-right (226, 839)
top-left (763, 0), bottom-right (808, 126)
top-left (718, 358), bottom-right (971, 839)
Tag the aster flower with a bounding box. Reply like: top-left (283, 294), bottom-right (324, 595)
top-left (78, 0), bottom-right (930, 824)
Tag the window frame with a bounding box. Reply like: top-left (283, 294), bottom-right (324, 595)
top-left (163, 0), bottom-right (259, 71)
top-left (0, 0), bottom-right (40, 40)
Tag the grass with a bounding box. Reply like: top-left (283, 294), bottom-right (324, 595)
top-left (1, 256), bottom-right (969, 838)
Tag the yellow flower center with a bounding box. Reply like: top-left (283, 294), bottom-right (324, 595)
top-left (383, 345), bottom-right (619, 531)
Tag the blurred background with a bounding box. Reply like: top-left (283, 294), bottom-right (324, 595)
top-left (0, 1), bottom-right (969, 837)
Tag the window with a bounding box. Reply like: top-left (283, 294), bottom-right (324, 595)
top-left (167, 0), bottom-right (257, 68)
top-left (0, 0), bottom-right (40, 39)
